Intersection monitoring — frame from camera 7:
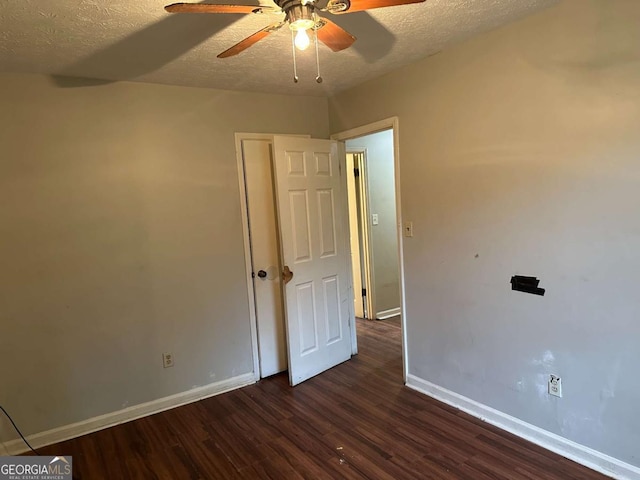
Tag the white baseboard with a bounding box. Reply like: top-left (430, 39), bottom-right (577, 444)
top-left (1, 372), bottom-right (255, 456)
top-left (376, 307), bottom-right (401, 320)
top-left (406, 374), bottom-right (640, 480)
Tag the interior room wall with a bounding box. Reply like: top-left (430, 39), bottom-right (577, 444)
top-left (0, 73), bottom-right (328, 444)
top-left (346, 130), bottom-right (400, 316)
top-left (329, 0), bottom-right (640, 469)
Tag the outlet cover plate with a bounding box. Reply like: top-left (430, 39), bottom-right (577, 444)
top-left (163, 353), bottom-right (174, 368)
top-left (548, 374), bottom-right (562, 397)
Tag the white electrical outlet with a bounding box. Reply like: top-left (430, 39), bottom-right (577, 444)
top-left (548, 374), bottom-right (562, 398)
top-left (372, 214), bottom-right (379, 225)
top-left (163, 353), bottom-right (174, 368)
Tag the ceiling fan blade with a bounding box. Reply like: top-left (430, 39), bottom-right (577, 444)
top-left (217, 22), bottom-right (285, 58)
top-left (165, 3), bottom-right (275, 14)
top-left (316, 19), bottom-right (356, 52)
top-left (331, 0), bottom-right (425, 14)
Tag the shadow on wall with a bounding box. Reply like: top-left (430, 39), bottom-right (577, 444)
top-left (517, 1), bottom-right (640, 83)
top-left (508, 0), bottom-right (640, 158)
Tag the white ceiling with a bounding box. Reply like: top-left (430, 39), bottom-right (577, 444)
top-left (0, 0), bottom-right (558, 96)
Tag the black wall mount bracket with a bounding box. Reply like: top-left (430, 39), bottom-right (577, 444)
top-left (511, 275), bottom-right (545, 296)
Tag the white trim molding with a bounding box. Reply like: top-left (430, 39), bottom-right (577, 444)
top-left (2, 373), bottom-right (255, 456)
top-left (406, 374), bottom-right (640, 480)
top-left (376, 307), bottom-right (401, 320)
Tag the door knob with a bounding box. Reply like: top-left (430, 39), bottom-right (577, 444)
top-left (257, 270), bottom-right (267, 278)
top-left (283, 265), bottom-right (293, 284)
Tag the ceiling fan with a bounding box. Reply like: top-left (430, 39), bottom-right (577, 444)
top-left (165, 0), bottom-right (425, 82)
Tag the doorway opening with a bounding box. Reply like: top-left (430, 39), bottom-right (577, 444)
top-left (332, 118), bottom-right (407, 380)
top-left (236, 120), bottom-right (405, 385)
top-left (236, 134), bottom-right (355, 386)
top-left (345, 130), bottom-right (401, 324)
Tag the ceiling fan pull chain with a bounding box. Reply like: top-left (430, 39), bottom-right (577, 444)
top-left (291, 29), bottom-right (299, 83)
top-left (314, 26), bottom-right (322, 83)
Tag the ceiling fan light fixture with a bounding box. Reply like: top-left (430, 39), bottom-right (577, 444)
top-left (294, 28), bottom-right (311, 50)
top-left (325, 0), bottom-right (350, 13)
top-left (287, 4), bottom-right (316, 51)
top-left (287, 4), bottom-right (316, 31)
top-left (166, 0), bottom-right (426, 63)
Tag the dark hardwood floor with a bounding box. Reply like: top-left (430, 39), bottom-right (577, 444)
top-left (38, 318), bottom-right (608, 479)
top-left (379, 315), bottom-right (402, 328)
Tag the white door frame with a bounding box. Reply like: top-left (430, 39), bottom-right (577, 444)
top-left (235, 133), bottom-right (274, 382)
top-left (345, 152), bottom-right (364, 319)
top-left (237, 133), bottom-right (360, 380)
top-left (346, 150), bottom-right (376, 320)
top-left (331, 117), bottom-right (408, 383)
top-left (235, 133), bottom-right (312, 381)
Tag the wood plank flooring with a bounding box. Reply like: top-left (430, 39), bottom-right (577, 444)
top-left (38, 318), bottom-right (608, 479)
top-left (379, 315), bottom-right (402, 328)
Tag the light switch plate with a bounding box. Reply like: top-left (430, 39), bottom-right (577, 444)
top-left (403, 221), bottom-right (413, 237)
top-left (372, 214), bottom-right (379, 225)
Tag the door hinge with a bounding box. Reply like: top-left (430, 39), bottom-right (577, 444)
top-left (354, 167), bottom-right (360, 177)
top-left (362, 288), bottom-right (366, 297)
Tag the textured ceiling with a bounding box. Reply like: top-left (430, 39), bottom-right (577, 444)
top-left (0, 0), bottom-right (558, 96)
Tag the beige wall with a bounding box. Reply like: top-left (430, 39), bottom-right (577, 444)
top-left (347, 130), bottom-right (400, 315)
top-left (330, 0), bottom-right (640, 468)
top-left (0, 73), bottom-right (328, 440)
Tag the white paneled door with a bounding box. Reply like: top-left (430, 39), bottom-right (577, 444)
top-left (273, 136), bottom-right (353, 386)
